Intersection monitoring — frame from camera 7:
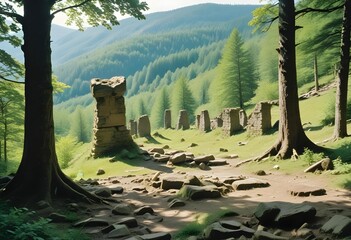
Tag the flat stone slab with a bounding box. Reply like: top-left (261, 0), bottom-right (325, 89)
top-left (161, 177), bottom-right (184, 190)
top-left (288, 186), bottom-right (326, 197)
top-left (232, 178), bottom-right (270, 190)
top-left (321, 215), bottom-right (351, 237)
top-left (73, 217), bottom-right (109, 227)
top-left (178, 185), bottom-right (221, 200)
top-left (203, 222), bottom-right (255, 239)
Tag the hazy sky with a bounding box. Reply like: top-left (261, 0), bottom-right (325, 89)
top-left (53, 0), bottom-right (266, 27)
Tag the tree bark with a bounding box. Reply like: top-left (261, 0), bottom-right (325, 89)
top-left (257, 0), bottom-right (322, 160)
top-left (0, 0), bottom-right (101, 206)
top-left (314, 54), bottom-right (319, 92)
top-left (333, 0), bottom-right (351, 140)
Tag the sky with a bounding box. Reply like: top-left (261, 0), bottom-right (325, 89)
top-left (53, 0), bottom-right (267, 27)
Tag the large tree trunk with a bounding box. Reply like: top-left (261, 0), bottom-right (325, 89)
top-left (333, 0), bottom-right (351, 140)
top-left (0, 0), bottom-right (101, 206)
top-left (258, 0), bottom-right (322, 160)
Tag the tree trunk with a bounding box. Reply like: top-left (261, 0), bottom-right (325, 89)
top-left (333, 0), bottom-right (351, 140)
top-left (237, 54), bottom-right (243, 109)
top-left (314, 54), bottom-right (319, 92)
top-left (0, 0), bottom-right (101, 206)
top-left (257, 0), bottom-right (322, 160)
top-left (4, 117), bottom-right (7, 162)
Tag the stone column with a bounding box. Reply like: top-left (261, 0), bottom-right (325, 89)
top-left (138, 115), bottom-right (151, 137)
top-left (129, 120), bottom-right (137, 136)
top-left (195, 114), bottom-right (201, 129)
top-left (222, 108), bottom-right (242, 136)
top-left (164, 109), bottom-right (172, 129)
top-left (239, 109), bottom-right (248, 128)
top-left (199, 110), bottom-right (211, 132)
top-left (176, 110), bottom-right (190, 130)
top-left (91, 77), bottom-right (133, 158)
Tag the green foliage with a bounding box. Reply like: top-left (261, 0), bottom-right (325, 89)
top-left (251, 80), bottom-right (279, 103)
top-left (211, 28), bottom-right (258, 109)
top-left (321, 96), bottom-right (351, 126)
top-left (69, 106), bottom-right (91, 143)
top-left (0, 203), bottom-right (88, 240)
top-left (56, 135), bottom-right (79, 169)
top-left (330, 158), bottom-right (351, 175)
top-left (299, 148), bottom-right (325, 165)
top-left (150, 87), bottom-right (170, 130)
top-left (171, 77), bottom-right (196, 124)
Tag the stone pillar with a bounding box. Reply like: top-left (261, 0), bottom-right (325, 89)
top-left (247, 101), bottom-right (272, 136)
top-left (129, 120), bottom-right (137, 136)
top-left (164, 109), bottom-right (172, 129)
top-left (222, 108), bottom-right (242, 136)
top-left (176, 110), bottom-right (190, 130)
top-left (138, 115), bottom-right (151, 137)
top-left (195, 115), bottom-right (200, 129)
top-left (239, 109), bottom-right (248, 128)
top-left (91, 76), bottom-right (133, 158)
top-left (199, 110), bottom-right (211, 132)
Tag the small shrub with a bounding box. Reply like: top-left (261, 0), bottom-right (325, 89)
top-left (330, 158), bottom-right (351, 175)
top-left (299, 148), bottom-right (325, 165)
top-left (56, 135), bottom-right (79, 169)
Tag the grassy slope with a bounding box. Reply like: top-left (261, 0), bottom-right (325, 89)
top-left (63, 82), bottom-right (351, 189)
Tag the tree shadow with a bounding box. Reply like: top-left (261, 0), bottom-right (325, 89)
top-left (152, 132), bottom-right (171, 140)
top-left (303, 124), bottom-right (324, 132)
top-left (144, 135), bottom-right (161, 144)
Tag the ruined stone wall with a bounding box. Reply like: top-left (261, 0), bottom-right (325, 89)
top-left (91, 77), bottom-right (133, 158)
top-left (199, 110), bottom-right (211, 132)
top-left (164, 109), bottom-right (172, 129)
top-left (176, 110), bottom-right (190, 130)
top-left (222, 108), bottom-right (242, 136)
top-left (247, 101), bottom-right (272, 136)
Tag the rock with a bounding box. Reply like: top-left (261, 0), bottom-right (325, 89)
top-left (288, 186), bottom-right (326, 197)
top-left (219, 148), bottom-right (228, 152)
top-left (203, 222), bottom-right (255, 239)
top-left (114, 217), bottom-right (138, 228)
top-left (321, 215), bottom-right (351, 237)
top-left (247, 101), bottom-right (272, 136)
top-left (273, 165), bottom-right (280, 170)
top-left (164, 109), bottom-right (172, 129)
top-left (304, 157), bottom-right (334, 173)
top-left (49, 213), bottom-right (70, 223)
top-left (134, 206), bottom-right (154, 215)
top-left (152, 181), bottom-right (161, 188)
top-left (138, 115), bottom-right (151, 137)
top-left (152, 171), bottom-right (162, 181)
top-left (194, 154), bottom-right (215, 163)
top-left (170, 153), bottom-right (187, 164)
top-left (184, 175), bottom-right (203, 186)
top-left (189, 143), bottom-right (198, 147)
top-left (132, 226), bottom-right (152, 235)
top-left (154, 155), bottom-right (170, 163)
top-left (162, 145), bottom-right (170, 149)
top-left (176, 110), bottom-right (190, 130)
top-left (168, 199), bottom-right (186, 208)
top-left (232, 178), bottom-right (270, 190)
top-left (142, 213), bottom-right (163, 222)
top-left (112, 203), bottom-right (133, 215)
top-left (254, 230), bottom-right (289, 240)
top-left (94, 187), bottom-right (112, 198)
top-left (74, 217), bottom-right (109, 227)
top-left (254, 202), bottom-right (316, 229)
top-left (227, 154), bottom-right (239, 159)
top-left (199, 162), bottom-right (211, 170)
top-left (199, 110), bottom-right (211, 132)
top-left (208, 160), bottom-right (228, 166)
top-left (222, 176), bottom-right (246, 184)
top-left (178, 185), bottom-right (221, 200)
top-left (255, 170), bottom-right (266, 176)
top-left (149, 148), bottom-right (165, 154)
top-left (140, 232), bottom-right (171, 240)
top-left (111, 186), bottom-right (124, 194)
top-left (105, 224), bottom-right (131, 238)
top-left (161, 177), bottom-right (184, 190)
top-left (295, 228), bottom-right (314, 238)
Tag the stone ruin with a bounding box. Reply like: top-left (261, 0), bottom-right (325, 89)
top-left (195, 114), bottom-right (201, 129)
top-left (239, 109), bottom-right (247, 128)
top-left (138, 115), bottom-right (151, 137)
top-left (176, 110), bottom-right (190, 130)
top-left (247, 101), bottom-right (272, 136)
top-left (211, 116), bottom-right (223, 130)
top-left (221, 108), bottom-right (242, 136)
top-left (91, 77), bottom-right (133, 158)
top-left (199, 110), bottom-right (211, 132)
top-left (129, 120), bottom-right (137, 136)
top-left (164, 109), bottom-right (172, 129)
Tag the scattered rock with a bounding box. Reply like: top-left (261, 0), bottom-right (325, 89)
top-left (170, 153), bottom-right (187, 164)
top-left (189, 143), bottom-right (198, 147)
top-left (142, 213), bottom-right (163, 222)
top-left (114, 217), bottom-right (138, 228)
top-left (254, 202), bottom-right (316, 228)
top-left (199, 162), bottom-right (211, 170)
top-left (94, 188), bottom-right (112, 198)
top-left (149, 148), bottom-right (165, 155)
top-left (168, 199), bottom-right (186, 208)
top-left (222, 176), bottom-right (246, 184)
top-left (112, 203), bottom-right (133, 215)
top-left (154, 155), bottom-right (170, 163)
top-left (178, 185), bottom-right (221, 200)
top-left (134, 206), bottom-right (154, 215)
top-left (111, 186), bottom-right (124, 194)
top-left (219, 148), bottom-right (228, 152)
top-left (203, 222), bottom-right (255, 239)
top-left (208, 160), bottom-right (228, 166)
top-left (273, 165), bottom-right (280, 170)
top-left (255, 170), bottom-right (266, 176)
top-left (161, 177), bottom-right (184, 190)
top-left (232, 178), bottom-right (270, 190)
top-left (288, 186), bottom-right (326, 197)
top-left (74, 217), bottom-right (109, 227)
top-left (162, 145), bottom-right (170, 149)
top-left (194, 154), bottom-right (215, 163)
top-left (184, 175), bottom-right (203, 186)
top-left (321, 215), bottom-right (351, 237)
top-left (140, 232), bottom-right (171, 240)
top-left (254, 230), bottom-right (289, 240)
top-left (105, 224), bottom-right (131, 238)
top-left (96, 169), bottom-right (105, 175)
top-left (152, 171), bottom-right (162, 181)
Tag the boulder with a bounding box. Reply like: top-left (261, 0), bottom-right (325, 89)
top-left (112, 203), bottom-right (133, 215)
top-left (114, 217), bottom-right (138, 228)
top-left (94, 187), bottom-right (112, 197)
top-left (134, 206), bottom-right (154, 215)
top-left (288, 186), bottom-right (326, 197)
top-left (203, 222), bottom-right (255, 240)
top-left (170, 153), bottom-right (187, 164)
top-left (199, 162), bottom-right (211, 171)
top-left (184, 175), bottom-right (203, 186)
top-left (321, 215), bottom-right (351, 237)
top-left (111, 186), bottom-right (124, 194)
top-left (105, 224), bottom-right (131, 238)
top-left (96, 169), bottom-right (105, 175)
top-left (168, 199), bottom-right (186, 208)
top-left (74, 217), bottom-right (109, 227)
top-left (208, 160), bottom-right (228, 166)
top-left (178, 185), bottom-right (221, 200)
top-left (254, 202), bottom-right (317, 229)
top-left (161, 177), bottom-right (184, 190)
top-left (194, 154), bottom-right (215, 163)
top-left (140, 232), bottom-right (171, 240)
top-left (232, 178), bottom-right (270, 190)
top-left (304, 157), bottom-right (334, 173)
top-left (149, 148), bottom-right (165, 154)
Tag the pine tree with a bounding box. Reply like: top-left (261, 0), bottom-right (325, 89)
top-left (212, 28), bottom-right (257, 109)
top-left (69, 106), bottom-right (90, 143)
top-left (150, 87), bottom-right (170, 129)
top-left (171, 77), bottom-right (196, 124)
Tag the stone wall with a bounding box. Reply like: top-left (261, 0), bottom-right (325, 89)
top-left (199, 110), bottom-right (211, 132)
top-left (91, 77), bottom-right (133, 158)
top-left (129, 120), bottom-right (137, 136)
top-left (164, 109), bottom-right (172, 129)
top-left (176, 110), bottom-right (190, 130)
top-left (247, 101), bottom-right (272, 136)
top-left (222, 108), bottom-right (242, 136)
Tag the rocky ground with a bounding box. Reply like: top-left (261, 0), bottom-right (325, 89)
top-left (42, 146), bottom-right (350, 240)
